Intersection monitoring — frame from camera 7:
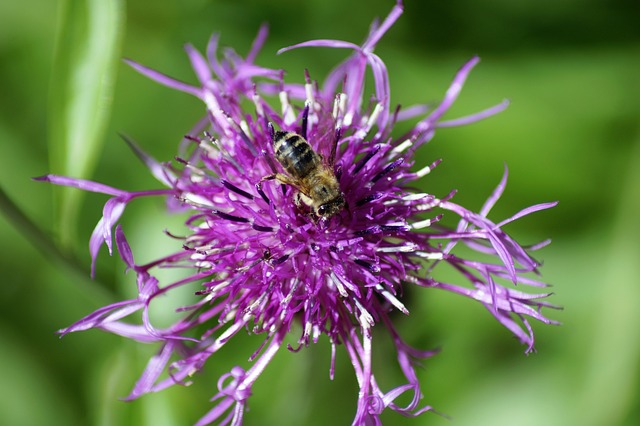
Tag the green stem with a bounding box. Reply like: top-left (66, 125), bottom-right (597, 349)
top-left (0, 183), bottom-right (93, 285)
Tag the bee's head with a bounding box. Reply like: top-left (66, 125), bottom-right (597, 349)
top-left (315, 194), bottom-right (345, 218)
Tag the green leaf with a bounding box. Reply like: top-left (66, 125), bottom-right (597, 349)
top-left (48, 0), bottom-right (124, 247)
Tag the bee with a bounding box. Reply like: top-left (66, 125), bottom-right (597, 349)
top-left (263, 130), bottom-right (345, 219)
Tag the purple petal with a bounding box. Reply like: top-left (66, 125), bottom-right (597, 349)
top-left (362, 0), bottom-right (404, 51)
top-left (115, 224), bottom-right (135, 270)
top-left (278, 40), bottom-right (361, 55)
top-left (125, 341), bottom-right (176, 400)
top-left (101, 322), bottom-right (165, 342)
top-left (206, 33), bottom-right (225, 78)
top-left (367, 53), bottom-right (390, 117)
top-left (185, 43), bottom-right (212, 86)
top-left (121, 134), bottom-right (176, 187)
top-left (396, 104), bottom-right (430, 122)
top-left (427, 56), bottom-right (481, 124)
top-left (497, 201), bottom-right (559, 228)
top-left (89, 197), bottom-right (127, 277)
top-left (58, 299), bottom-right (143, 335)
top-left (436, 99), bottom-right (510, 127)
top-left (33, 175), bottom-right (127, 197)
top-left (246, 24), bottom-right (269, 63)
top-left (480, 164), bottom-right (508, 218)
top-left (124, 59), bottom-right (202, 98)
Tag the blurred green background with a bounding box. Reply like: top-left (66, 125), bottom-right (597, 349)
top-left (1, 0), bottom-right (639, 425)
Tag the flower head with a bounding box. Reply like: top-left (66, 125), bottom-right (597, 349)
top-left (38, 2), bottom-right (558, 425)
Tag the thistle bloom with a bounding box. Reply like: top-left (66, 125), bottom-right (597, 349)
top-left (38, 2), bottom-right (558, 425)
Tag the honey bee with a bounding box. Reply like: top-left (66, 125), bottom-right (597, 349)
top-left (263, 130), bottom-right (345, 218)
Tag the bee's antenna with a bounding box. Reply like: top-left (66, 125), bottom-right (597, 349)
top-left (301, 103), bottom-right (309, 140)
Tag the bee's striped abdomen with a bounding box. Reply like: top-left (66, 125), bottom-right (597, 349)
top-left (273, 131), bottom-right (320, 178)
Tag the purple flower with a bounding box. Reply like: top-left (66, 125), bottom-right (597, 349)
top-left (37, 2), bottom-right (558, 425)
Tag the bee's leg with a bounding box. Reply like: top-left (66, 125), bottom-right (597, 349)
top-left (260, 174), bottom-right (314, 214)
top-left (294, 192), bottom-right (317, 222)
top-left (260, 173), bottom-right (276, 183)
top-left (260, 173), bottom-right (303, 196)
top-left (293, 192), bottom-right (305, 212)
top-left (295, 192), bottom-right (313, 209)
top-left (268, 173), bottom-right (299, 188)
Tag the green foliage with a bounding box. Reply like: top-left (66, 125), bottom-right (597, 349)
top-left (48, 0), bottom-right (124, 246)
